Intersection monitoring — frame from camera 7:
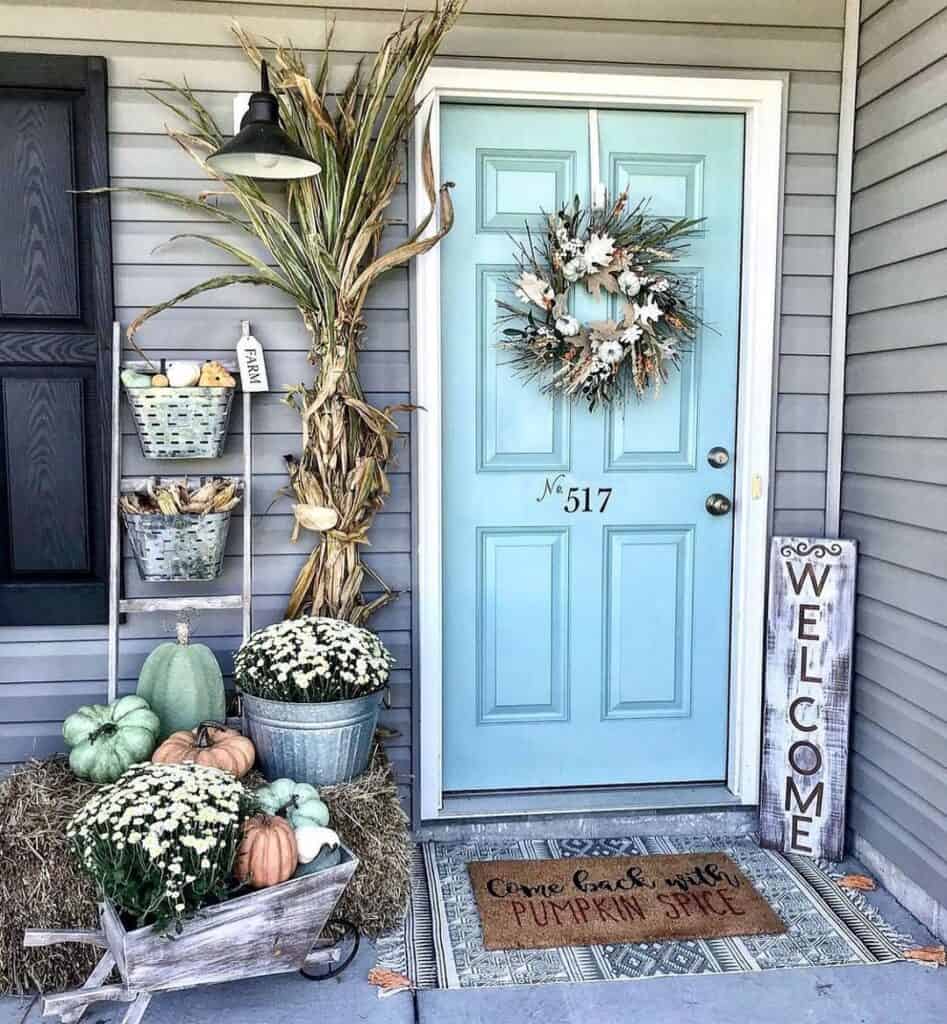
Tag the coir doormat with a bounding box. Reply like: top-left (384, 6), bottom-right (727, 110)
top-left (376, 835), bottom-right (910, 989)
top-left (468, 852), bottom-right (785, 950)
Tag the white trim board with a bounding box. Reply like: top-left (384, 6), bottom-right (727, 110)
top-left (825, 0), bottom-right (860, 538)
top-left (412, 66), bottom-right (785, 823)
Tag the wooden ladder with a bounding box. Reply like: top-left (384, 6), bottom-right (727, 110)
top-left (105, 322), bottom-right (253, 701)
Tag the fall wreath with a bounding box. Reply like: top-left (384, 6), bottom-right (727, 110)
top-left (498, 191), bottom-right (704, 409)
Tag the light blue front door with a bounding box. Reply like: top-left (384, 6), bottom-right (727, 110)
top-left (440, 104), bottom-right (744, 791)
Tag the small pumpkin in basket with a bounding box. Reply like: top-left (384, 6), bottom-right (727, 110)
top-left (234, 814), bottom-right (298, 889)
top-left (199, 360), bottom-right (236, 388)
top-left (152, 721), bottom-right (255, 778)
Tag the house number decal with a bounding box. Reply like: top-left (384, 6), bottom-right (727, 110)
top-left (537, 474), bottom-right (613, 513)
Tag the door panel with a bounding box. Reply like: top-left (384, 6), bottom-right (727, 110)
top-left (440, 104), bottom-right (744, 791)
top-left (478, 527), bottom-right (570, 724)
top-left (0, 95), bottom-right (80, 317)
top-left (477, 267), bottom-right (570, 471)
top-left (603, 526), bottom-right (694, 718)
top-left (3, 376), bottom-right (90, 573)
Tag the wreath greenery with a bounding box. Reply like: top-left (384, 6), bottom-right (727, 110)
top-left (498, 191), bottom-right (704, 409)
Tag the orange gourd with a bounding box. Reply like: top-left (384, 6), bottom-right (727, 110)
top-left (152, 721), bottom-right (255, 778)
top-left (234, 814), bottom-right (297, 889)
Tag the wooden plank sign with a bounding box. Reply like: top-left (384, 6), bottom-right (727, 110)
top-left (760, 537), bottom-right (856, 862)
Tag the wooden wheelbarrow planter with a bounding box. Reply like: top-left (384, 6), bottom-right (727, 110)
top-left (24, 847), bottom-right (358, 1023)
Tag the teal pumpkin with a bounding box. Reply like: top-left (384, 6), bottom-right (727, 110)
top-left (63, 695), bottom-right (160, 783)
top-left (136, 621), bottom-right (226, 740)
top-left (255, 778), bottom-right (330, 829)
top-left (120, 369), bottom-right (152, 389)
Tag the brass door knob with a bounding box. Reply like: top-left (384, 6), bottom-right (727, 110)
top-left (706, 493), bottom-right (732, 516)
top-left (707, 446), bottom-right (730, 468)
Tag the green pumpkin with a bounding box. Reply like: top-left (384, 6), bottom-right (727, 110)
top-left (63, 695), bottom-right (160, 783)
top-left (256, 778), bottom-right (330, 829)
top-left (136, 621), bottom-right (226, 740)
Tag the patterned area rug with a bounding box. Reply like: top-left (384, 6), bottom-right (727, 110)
top-left (376, 835), bottom-right (907, 989)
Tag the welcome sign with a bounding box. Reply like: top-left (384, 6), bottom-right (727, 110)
top-left (760, 537), bottom-right (857, 862)
top-left (468, 854), bottom-right (786, 950)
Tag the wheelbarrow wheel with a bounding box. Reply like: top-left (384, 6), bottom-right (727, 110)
top-left (300, 918), bottom-right (360, 981)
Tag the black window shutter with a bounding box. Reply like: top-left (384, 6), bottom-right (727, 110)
top-left (0, 54), bottom-right (113, 626)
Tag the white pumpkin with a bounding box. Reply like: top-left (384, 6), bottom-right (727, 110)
top-left (166, 360), bottom-right (202, 388)
top-left (295, 825), bottom-right (341, 865)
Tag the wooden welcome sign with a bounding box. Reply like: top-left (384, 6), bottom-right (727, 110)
top-left (760, 538), bottom-right (856, 862)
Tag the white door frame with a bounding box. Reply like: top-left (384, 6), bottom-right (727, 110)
top-left (412, 66), bottom-right (785, 821)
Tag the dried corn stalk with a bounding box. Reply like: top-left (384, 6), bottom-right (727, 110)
top-left (93, 2), bottom-right (463, 624)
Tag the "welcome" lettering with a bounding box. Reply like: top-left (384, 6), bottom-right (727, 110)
top-left (782, 558), bottom-right (830, 854)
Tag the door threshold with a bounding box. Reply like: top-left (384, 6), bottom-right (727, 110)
top-left (417, 782), bottom-right (756, 837)
top-left (438, 782), bottom-right (743, 819)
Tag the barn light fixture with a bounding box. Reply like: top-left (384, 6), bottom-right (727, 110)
top-left (206, 60), bottom-right (321, 180)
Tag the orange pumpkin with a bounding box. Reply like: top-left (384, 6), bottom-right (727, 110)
top-left (234, 814), bottom-right (297, 889)
top-left (152, 721), bottom-right (255, 778)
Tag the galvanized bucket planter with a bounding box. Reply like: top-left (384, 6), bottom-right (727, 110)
top-left (123, 509), bottom-right (233, 582)
top-left (241, 690), bottom-right (383, 785)
top-left (125, 384), bottom-right (234, 460)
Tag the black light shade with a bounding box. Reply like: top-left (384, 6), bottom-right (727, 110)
top-left (206, 61), bottom-right (321, 180)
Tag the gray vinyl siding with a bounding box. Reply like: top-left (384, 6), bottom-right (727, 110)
top-left (0, 2), bottom-right (844, 817)
top-left (844, 0), bottom-right (947, 909)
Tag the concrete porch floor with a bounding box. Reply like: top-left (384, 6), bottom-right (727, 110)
top-left (2, 855), bottom-right (944, 1024)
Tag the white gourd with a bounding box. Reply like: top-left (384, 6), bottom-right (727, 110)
top-left (166, 360), bottom-right (202, 387)
top-left (294, 825), bottom-right (341, 864)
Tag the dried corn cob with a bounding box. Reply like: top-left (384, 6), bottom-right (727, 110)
top-left (120, 478), bottom-right (242, 516)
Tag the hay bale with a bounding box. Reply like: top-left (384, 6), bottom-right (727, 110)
top-left (0, 759), bottom-right (101, 995)
top-left (321, 747), bottom-right (411, 938)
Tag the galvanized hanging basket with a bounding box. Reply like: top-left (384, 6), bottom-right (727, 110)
top-left (122, 478), bottom-right (242, 582)
top-left (125, 385), bottom-right (234, 460)
top-left (124, 510), bottom-right (233, 582)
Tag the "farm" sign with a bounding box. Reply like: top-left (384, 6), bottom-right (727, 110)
top-left (760, 538), bottom-right (857, 862)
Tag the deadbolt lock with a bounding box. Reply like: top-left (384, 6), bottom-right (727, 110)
top-left (706, 493), bottom-right (732, 516)
top-left (707, 446), bottom-right (730, 468)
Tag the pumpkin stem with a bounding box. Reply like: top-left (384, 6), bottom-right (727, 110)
top-left (89, 722), bottom-right (118, 743)
top-left (175, 619), bottom-right (190, 645)
top-left (194, 720), bottom-right (226, 748)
